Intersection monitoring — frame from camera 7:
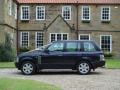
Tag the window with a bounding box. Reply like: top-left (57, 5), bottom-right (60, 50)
top-left (62, 6), bottom-right (71, 20)
top-left (35, 32), bottom-right (44, 48)
top-left (48, 42), bottom-right (64, 52)
top-left (20, 32), bottom-right (29, 47)
top-left (100, 35), bottom-right (112, 52)
top-left (83, 42), bottom-right (96, 52)
top-left (66, 42), bottom-right (77, 52)
top-left (101, 6), bottom-right (110, 21)
top-left (82, 6), bottom-right (90, 21)
top-left (14, 3), bottom-right (17, 19)
top-left (79, 34), bottom-right (90, 40)
top-left (50, 33), bottom-right (68, 42)
top-left (8, 0), bottom-right (12, 15)
top-left (21, 6), bottom-right (30, 20)
top-left (36, 6), bottom-right (45, 20)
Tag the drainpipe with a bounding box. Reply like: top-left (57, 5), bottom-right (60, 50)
top-left (16, 2), bottom-right (19, 55)
top-left (76, 1), bottom-right (79, 40)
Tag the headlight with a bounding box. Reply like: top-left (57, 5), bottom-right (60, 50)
top-left (100, 55), bottom-right (105, 61)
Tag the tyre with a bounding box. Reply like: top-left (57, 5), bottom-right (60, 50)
top-left (77, 61), bottom-right (91, 75)
top-left (21, 61), bottom-right (36, 75)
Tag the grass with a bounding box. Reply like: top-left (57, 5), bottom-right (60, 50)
top-left (0, 62), bottom-right (15, 68)
top-left (106, 59), bottom-right (120, 69)
top-left (0, 78), bottom-right (61, 90)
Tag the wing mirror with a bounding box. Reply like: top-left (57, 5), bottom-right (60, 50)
top-left (44, 49), bottom-right (49, 53)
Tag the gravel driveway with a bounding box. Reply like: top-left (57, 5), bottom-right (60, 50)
top-left (0, 68), bottom-right (120, 90)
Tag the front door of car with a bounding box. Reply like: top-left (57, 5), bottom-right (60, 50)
top-left (41, 42), bottom-right (65, 69)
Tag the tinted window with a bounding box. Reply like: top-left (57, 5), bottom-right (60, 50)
top-left (48, 42), bottom-right (64, 51)
top-left (66, 42), bottom-right (77, 52)
top-left (83, 42), bottom-right (96, 52)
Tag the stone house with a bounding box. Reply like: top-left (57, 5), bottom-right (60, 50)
top-left (0, 0), bottom-right (120, 57)
top-left (0, 0), bottom-right (17, 47)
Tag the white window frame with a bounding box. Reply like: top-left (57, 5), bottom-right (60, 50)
top-left (14, 3), bottom-right (17, 19)
top-left (100, 35), bottom-right (112, 52)
top-left (21, 6), bottom-right (30, 20)
top-left (36, 6), bottom-right (45, 20)
top-left (101, 6), bottom-right (111, 21)
top-left (35, 32), bottom-right (44, 48)
top-left (20, 32), bottom-right (29, 47)
top-left (62, 6), bottom-right (71, 20)
top-left (81, 6), bottom-right (91, 21)
top-left (79, 34), bottom-right (90, 40)
top-left (8, 0), bottom-right (12, 15)
top-left (50, 33), bottom-right (69, 43)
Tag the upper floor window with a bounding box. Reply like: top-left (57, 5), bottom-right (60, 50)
top-left (101, 6), bottom-right (110, 21)
top-left (82, 6), bottom-right (90, 21)
top-left (62, 6), bottom-right (71, 20)
top-left (20, 32), bottom-right (29, 47)
top-left (21, 6), bottom-right (30, 20)
top-left (36, 6), bottom-right (45, 20)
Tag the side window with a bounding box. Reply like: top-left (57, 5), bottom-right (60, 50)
top-left (66, 42), bottom-right (77, 52)
top-left (83, 42), bottom-right (96, 52)
top-left (48, 42), bottom-right (64, 51)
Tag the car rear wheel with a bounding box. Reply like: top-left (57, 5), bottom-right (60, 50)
top-left (77, 61), bottom-right (91, 75)
top-left (21, 61), bottom-right (36, 75)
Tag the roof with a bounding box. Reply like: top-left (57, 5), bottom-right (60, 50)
top-left (17, 0), bottom-right (120, 4)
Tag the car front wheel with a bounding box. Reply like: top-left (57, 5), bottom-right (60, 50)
top-left (77, 61), bottom-right (91, 75)
top-left (21, 61), bottom-right (36, 75)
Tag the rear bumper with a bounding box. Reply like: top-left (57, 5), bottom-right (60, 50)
top-left (92, 61), bottom-right (105, 69)
top-left (15, 62), bottom-right (21, 70)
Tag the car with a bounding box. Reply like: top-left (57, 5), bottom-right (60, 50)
top-left (15, 40), bottom-right (105, 75)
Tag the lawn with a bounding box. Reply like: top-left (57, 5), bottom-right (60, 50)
top-left (0, 78), bottom-right (61, 90)
top-left (0, 62), bottom-right (15, 68)
top-left (106, 59), bottom-right (120, 69)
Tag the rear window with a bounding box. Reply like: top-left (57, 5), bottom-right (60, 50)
top-left (83, 42), bottom-right (97, 52)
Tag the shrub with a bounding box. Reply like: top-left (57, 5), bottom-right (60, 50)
top-left (0, 33), bottom-right (16, 62)
top-left (19, 47), bottom-right (31, 53)
top-left (104, 52), bottom-right (114, 59)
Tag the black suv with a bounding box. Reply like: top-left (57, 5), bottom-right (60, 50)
top-left (15, 40), bottom-right (105, 75)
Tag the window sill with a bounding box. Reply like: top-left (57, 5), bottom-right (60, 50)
top-left (82, 20), bottom-right (90, 23)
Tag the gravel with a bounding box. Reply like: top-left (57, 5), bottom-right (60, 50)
top-left (0, 68), bottom-right (120, 90)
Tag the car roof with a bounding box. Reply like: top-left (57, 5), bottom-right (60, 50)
top-left (53, 40), bottom-right (94, 43)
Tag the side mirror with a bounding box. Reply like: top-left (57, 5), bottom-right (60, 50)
top-left (44, 49), bottom-right (49, 53)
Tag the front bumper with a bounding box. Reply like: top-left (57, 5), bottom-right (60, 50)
top-left (92, 61), bottom-right (105, 69)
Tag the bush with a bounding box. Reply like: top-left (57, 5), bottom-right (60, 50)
top-left (104, 52), bottom-right (114, 59)
top-left (0, 33), bottom-right (16, 62)
top-left (19, 47), bottom-right (31, 53)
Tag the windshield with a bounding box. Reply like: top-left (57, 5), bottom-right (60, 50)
top-left (35, 43), bottom-right (52, 51)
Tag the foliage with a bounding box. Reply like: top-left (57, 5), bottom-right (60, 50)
top-left (0, 33), bottom-right (16, 62)
top-left (19, 47), bottom-right (31, 53)
top-left (104, 52), bottom-right (114, 58)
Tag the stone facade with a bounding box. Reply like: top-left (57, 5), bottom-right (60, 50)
top-left (0, 0), bottom-right (17, 47)
top-left (18, 4), bottom-right (120, 57)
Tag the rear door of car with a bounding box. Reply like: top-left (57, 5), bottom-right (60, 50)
top-left (81, 41), bottom-right (101, 62)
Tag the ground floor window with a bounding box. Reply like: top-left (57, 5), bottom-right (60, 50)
top-left (100, 35), bottom-right (112, 52)
top-left (79, 34), bottom-right (90, 40)
top-left (35, 32), bottom-right (43, 48)
top-left (20, 32), bottom-right (29, 47)
top-left (50, 33), bottom-right (68, 42)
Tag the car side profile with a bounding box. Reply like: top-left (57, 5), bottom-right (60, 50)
top-left (15, 40), bottom-right (105, 75)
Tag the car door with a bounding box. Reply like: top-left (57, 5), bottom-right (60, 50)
top-left (62, 41), bottom-right (81, 69)
top-left (81, 41), bottom-right (100, 62)
top-left (41, 42), bottom-right (65, 69)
